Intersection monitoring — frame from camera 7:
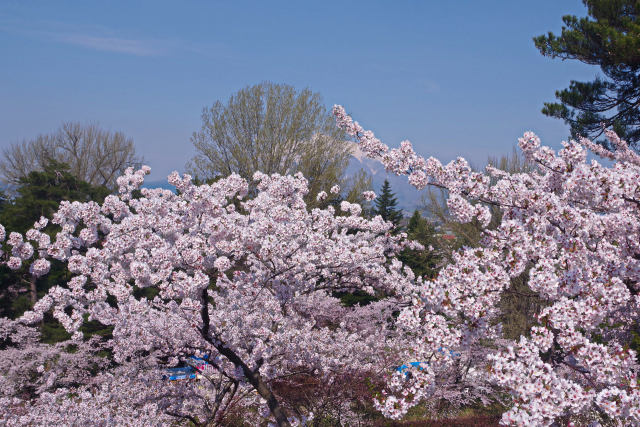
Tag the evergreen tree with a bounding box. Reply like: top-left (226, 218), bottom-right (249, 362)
top-left (398, 210), bottom-right (440, 279)
top-left (534, 0), bottom-right (640, 149)
top-left (0, 160), bottom-right (110, 331)
top-left (0, 190), bottom-right (8, 214)
top-left (373, 179), bottom-right (403, 230)
top-left (0, 160), bottom-right (110, 234)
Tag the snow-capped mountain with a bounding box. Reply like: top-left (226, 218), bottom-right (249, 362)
top-left (346, 143), bottom-right (425, 214)
top-left (141, 145), bottom-right (425, 215)
top-left (141, 180), bottom-right (175, 191)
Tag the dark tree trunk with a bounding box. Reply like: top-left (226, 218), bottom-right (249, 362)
top-left (200, 288), bottom-right (291, 426)
top-left (29, 276), bottom-right (37, 306)
top-left (213, 343), bottom-right (291, 427)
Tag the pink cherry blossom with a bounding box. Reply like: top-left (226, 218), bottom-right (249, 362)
top-left (333, 104), bottom-right (640, 425)
top-left (362, 190), bottom-right (376, 201)
top-left (0, 167), bottom-right (415, 426)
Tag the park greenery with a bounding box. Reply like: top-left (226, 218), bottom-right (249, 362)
top-left (1, 2), bottom-right (640, 426)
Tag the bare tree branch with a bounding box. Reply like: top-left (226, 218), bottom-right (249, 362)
top-left (1, 122), bottom-right (141, 190)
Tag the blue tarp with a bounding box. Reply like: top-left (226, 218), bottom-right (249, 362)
top-left (395, 347), bottom-right (461, 377)
top-left (163, 366), bottom-right (197, 381)
top-left (163, 355), bottom-right (210, 381)
top-left (396, 361), bottom-right (426, 374)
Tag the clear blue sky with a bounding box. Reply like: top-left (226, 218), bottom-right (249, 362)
top-left (1, 0), bottom-right (597, 181)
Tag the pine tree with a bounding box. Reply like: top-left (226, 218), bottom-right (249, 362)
top-left (0, 160), bottom-right (110, 234)
top-left (534, 0), bottom-right (640, 149)
top-left (373, 179), bottom-right (403, 231)
top-left (398, 210), bottom-right (440, 279)
top-left (0, 160), bottom-right (110, 338)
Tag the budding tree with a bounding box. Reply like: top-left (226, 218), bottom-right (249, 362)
top-left (0, 122), bottom-right (140, 191)
top-left (188, 82), bottom-right (353, 207)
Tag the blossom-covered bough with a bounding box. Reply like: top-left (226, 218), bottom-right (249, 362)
top-left (334, 105), bottom-right (640, 425)
top-left (0, 166), bottom-right (423, 425)
top-left (2, 108), bottom-right (639, 426)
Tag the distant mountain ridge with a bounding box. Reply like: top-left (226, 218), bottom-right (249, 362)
top-left (346, 143), bottom-right (424, 214)
top-left (141, 180), bottom-right (175, 191)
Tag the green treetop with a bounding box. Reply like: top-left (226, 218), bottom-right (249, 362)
top-left (534, 0), bottom-right (640, 149)
top-left (0, 160), bottom-right (110, 234)
top-left (398, 210), bottom-right (441, 280)
top-left (373, 179), bottom-right (403, 231)
top-left (0, 160), bottom-right (110, 328)
top-left (188, 82), bottom-right (352, 207)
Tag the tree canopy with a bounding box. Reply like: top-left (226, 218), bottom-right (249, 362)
top-left (3, 108), bottom-right (640, 423)
top-left (534, 0), bottom-right (640, 148)
top-left (0, 167), bottom-right (414, 426)
top-left (0, 160), bottom-right (110, 322)
top-left (0, 122), bottom-right (140, 190)
top-left (372, 179), bottom-right (403, 230)
top-left (0, 160), bottom-right (110, 234)
top-left (188, 82), bottom-right (352, 205)
top-left (398, 210), bottom-right (440, 280)
top-left (335, 104), bottom-right (640, 423)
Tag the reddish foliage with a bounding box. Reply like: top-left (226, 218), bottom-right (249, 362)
top-left (374, 415), bottom-right (500, 427)
top-left (272, 370), bottom-right (386, 424)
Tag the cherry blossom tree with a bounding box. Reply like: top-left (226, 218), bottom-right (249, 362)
top-left (0, 166), bottom-right (420, 425)
top-left (334, 105), bottom-right (640, 425)
top-left (4, 107), bottom-right (639, 425)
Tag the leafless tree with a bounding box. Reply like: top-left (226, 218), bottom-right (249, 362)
top-left (1, 122), bottom-right (140, 190)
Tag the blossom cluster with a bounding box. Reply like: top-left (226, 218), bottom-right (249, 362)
top-left (0, 166), bottom-right (418, 425)
top-left (334, 104), bottom-right (640, 425)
